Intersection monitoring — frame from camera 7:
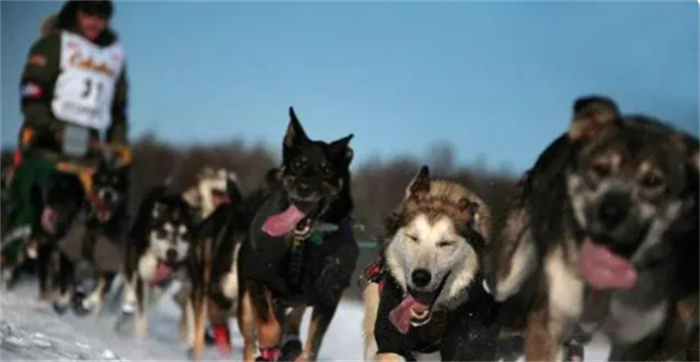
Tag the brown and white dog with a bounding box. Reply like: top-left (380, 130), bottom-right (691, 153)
top-left (484, 96), bottom-right (699, 361)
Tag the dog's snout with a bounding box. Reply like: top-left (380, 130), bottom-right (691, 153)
top-left (297, 183), bottom-right (312, 197)
top-left (411, 269), bottom-right (432, 288)
top-left (166, 249), bottom-right (178, 262)
top-left (102, 191), bottom-right (114, 203)
top-left (598, 193), bottom-right (631, 229)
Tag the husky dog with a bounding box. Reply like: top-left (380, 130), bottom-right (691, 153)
top-left (187, 166), bottom-right (291, 357)
top-left (175, 166), bottom-right (243, 345)
top-left (205, 107), bottom-right (357, 362)
top-left (116, 183), bottom-right (198, 339)
top-left (485, 96), bottom-right (699, 361)
top-left (182, 166), bottom-right (240, 220)
top-left (362, 166), bottom-right (523, 361)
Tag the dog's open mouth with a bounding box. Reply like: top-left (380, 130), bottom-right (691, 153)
top-left (41, 206), bottom-right (58, 234)
top-left (211, 189), bottom-right (231, 208)
top-left (96, 209), bottom-right (113, 222)
top-left (388, 272), bottom-right (451, 334)
top-left (407, 291), bottom-right (433, 325)
top-left (579, 237), bottom-right (638, 290)
top-left (262, 199), bottom-right (321, 238)
top-left (88, 192), bottom-right (114, 222)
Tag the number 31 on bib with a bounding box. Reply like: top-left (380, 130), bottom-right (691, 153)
top-left (52, 31), bottom-right (125, 131)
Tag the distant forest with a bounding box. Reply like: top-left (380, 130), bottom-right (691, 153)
top-left (1, 132), bottom-right (520, 299)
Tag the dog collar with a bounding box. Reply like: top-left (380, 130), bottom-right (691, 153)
top-left (86, 191), bottom-right (110, 213)
top-left (308, 230), bottom-right (323, 245)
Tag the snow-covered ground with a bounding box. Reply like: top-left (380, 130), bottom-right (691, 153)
top-left (1, 280), bottom-right (612, 361)
top-left (0, 280), bottom-right (366, 361)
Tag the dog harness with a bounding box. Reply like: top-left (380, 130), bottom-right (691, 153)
top-left (288, 221), bottom-right (314, 287)
top-left (86, 191), bottom-right (111, 218)
top-left (363, 260), bottom-right (387, 293)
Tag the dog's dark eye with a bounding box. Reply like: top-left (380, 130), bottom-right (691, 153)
top-left (293, 158), bottom-right (305, 170)
top-left (437, 240), bottom-right (455, 248)
top-left (320, 162), bottom-right (333, 176)
top-left (406, 234), bottom-right (418, 242)
top-left (590, 162), bottom-right (611, 179)
top-left (641, 172), bottom-right (664, 189)
top-left (156, 230), bottom-right (168, 239)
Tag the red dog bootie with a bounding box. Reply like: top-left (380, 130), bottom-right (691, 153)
top-left (212, 324), bottom-right (232, 356)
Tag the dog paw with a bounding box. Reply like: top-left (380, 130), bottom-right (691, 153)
top-left (71, 292), bottom-right (93, 316)
top-left (204, 325), bottom-right (216, 346)
top-left (564, 342), bottom-right (584, 362)
top-left (52, 301), bottom-right (69, 315)
top-left (280, 339), bottom-right (302, 361)
top-left (113, 310), bottom-right (135, 335)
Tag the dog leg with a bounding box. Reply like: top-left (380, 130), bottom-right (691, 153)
top-left (185, 297), bottom-right (196, 345)
top-left (252, 286), bottom-right (282, 361)
top-left (296, 301), bottom-right (340, 362)
top-left (77, 277), bottom-right (107, 318)
top-left (526, 248), bottom-right (583, 362)
top-left (362, 283), bottom-right (380, 362)
top-left (191, 236), bottom-right (214, 360)
top-left (238, 287), bottom-right (257, 362)
top-left (37, 242), bottom-right (53, 301)
top-left (135, 277), bottom-right (149, 338)
top-left (121, 272), bottom-right (137, 311)
top-left (207, 296), bottom-right (233, 356)
top-left (52, 252), bottom-right (74, 314)
top-left (374, 353), bottom-right (406, 362)
top-left (280, 306), bottom-right (306, 360)
top-left (191, 293), bottom-right (209, 360)
top-left (175, 283), bottom-right (191, 341)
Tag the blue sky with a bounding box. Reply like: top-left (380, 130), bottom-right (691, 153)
top-left (2, 1), bottom-right (698, 173)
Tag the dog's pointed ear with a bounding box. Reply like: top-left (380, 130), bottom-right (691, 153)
top-left (459, 198), bottom-right (480, 216)
top-left (406, 165), bottom-right (431, 198)
top-left (459, 198), bottom-right (491, 239)
top-left (569, 95), bottom-right (621, 142)
top-left (331, 134), bottom-right (354, 161)
top-left (672, 132), bottom-right (700, 172)
top-left (284, 107), bottom-right (310, 148)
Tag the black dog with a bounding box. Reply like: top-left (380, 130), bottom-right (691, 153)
top-left (211, 107), bottom-right (358, 362)
top-left (51, 160), bottom-right (130, 316)
top-left (34, 171), bottom-right (86, 301)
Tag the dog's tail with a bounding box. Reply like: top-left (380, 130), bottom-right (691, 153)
top-left (362, 282), bottom-right (380, 361)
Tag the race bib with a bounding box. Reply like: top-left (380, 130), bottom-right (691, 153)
top-left (52, 31), bottom-right (124, 130)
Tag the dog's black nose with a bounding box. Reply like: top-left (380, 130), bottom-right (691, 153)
top-left (297, 183), bottom-right (312, 197)
top-left (166, 249), bottom-right (178, 262)
top-left (598, 193), bottom-right (630, 229)
top-left (411, 269), bottom-right (432, 288)
top-left (103, 192), bottom-right (114, 203)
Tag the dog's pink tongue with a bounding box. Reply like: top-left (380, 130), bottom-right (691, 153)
top-left (388, 296), bottom-right (429, 334)
top-left (262, 204), bottom-right (306, 237)
top-left (213, 194), bottom-right (231, 208)
top-left (150, 262), bottom-right (173, 286)
top-left (41, 207), bottom-right (57, 234)
top-left (579, 238), bottom-right (638, 290)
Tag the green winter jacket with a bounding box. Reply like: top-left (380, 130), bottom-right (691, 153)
top-left (19, 11), bottom-right (128, 150)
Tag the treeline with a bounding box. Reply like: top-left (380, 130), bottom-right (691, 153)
top-left (1, 134), bottom-right (520, 299)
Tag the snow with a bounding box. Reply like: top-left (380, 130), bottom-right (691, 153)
top-left (1, 280), bottom-right (612, 361)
